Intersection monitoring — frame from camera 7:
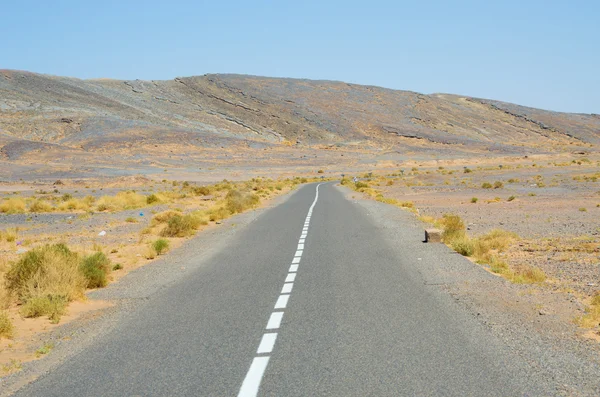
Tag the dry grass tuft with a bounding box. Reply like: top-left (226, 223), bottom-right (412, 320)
top-left (1, 227), bottom-right (19, 243)
top-left (0, 198), bottom-right (27, 214)
top-left (96, 191), bottom-right (146, 212)
top-left (577, 292), bottom-right (600, 329)
top-left (29, 199), bottom-right (54, 213)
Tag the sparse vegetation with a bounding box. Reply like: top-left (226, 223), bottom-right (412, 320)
top-left (471, 197), bottom-right (478, 203)
top-left (481, 182), bottom-right (492, 189)
top-left (35, 342), bottom-right (55, 357)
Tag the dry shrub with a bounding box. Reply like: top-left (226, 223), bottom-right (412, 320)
top-left (192, 186), bottom-right (212, 196)
top-left (225, 190), bottom-right (260, 214)
top-left (6, 244), bottom-right (86, 301)
top-left (160, 214), bottom-right (201, 237)
top-left (0, 311), bottom-right (14, 339)
top-left (0, 198), bottom-right (26, 214)
top-left (6, 244), bottom-right (86, 322)
top-left (29, 199), bottom-right (54, 212)
top-left (208, 207), bottom-right (230, 222)
top-left (440, 214), bottom-right (466, 242)
top-left (451, 236), bottom-right (475, 256)
top-left (146, 194), bottom-right (160, 204)
top-left (152, 210), bottom-right (182, 225)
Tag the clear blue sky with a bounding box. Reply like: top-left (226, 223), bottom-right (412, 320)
top-left (2, 0), bottom-right (599, 113)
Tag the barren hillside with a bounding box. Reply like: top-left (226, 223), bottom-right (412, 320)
top-left (0, 70), bottom-right (598, 180)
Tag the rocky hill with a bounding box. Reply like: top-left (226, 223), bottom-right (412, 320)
top-left (0, 70), bottom-right (598, 180)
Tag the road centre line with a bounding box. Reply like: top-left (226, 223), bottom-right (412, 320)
top-left (238, 357), bottom-right (270, 397)
top-left (266, 312), bottom-right (284, 330)
top-left (285, 273), bottom-right (296, 282)
top-left (257, 333), bottom-right (278, 354)
top-left (281, 283), bottom-right (293, 293)
top-left (274, 294), bottom-right (290, 309)
top-left (238, 183), bottom-right (322, 397)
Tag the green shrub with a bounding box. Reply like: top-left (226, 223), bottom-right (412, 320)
top-left (355, 181), bottom-right (368, 189)
top-left (471, 197), bottom-right (478, 203)
top-left (481, 182), bottom-right (492, 189)
top-left (493, 181), bottom-right (504, 189)
top-left (507, 195), bottom-right (516, 202)
top-left (112, 263), bottom-right (123, 271)
top-left (152, 239), bottom-right (170, 255)
top-left (80, 252), bottom-right (111, 288)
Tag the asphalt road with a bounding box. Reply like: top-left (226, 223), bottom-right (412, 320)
top-left (14, 183), bottom-right (551, 396)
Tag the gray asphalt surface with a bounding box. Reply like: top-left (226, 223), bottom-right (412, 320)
top-left (13, 183), bottom-right (554, 396)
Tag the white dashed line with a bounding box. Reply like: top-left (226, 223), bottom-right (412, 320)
top-left (238, 183), bottom-right (322, 397)
top-left (266, 312), bottom-right (284, 330)
top-left (257, 333), bottom-right (278, 354)
top-left (238, 357), bottom-right (270, 397)
top-left (285, 273), bottom-right (296, 282)
top-left (274, 294), bottom-right (290, 309)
